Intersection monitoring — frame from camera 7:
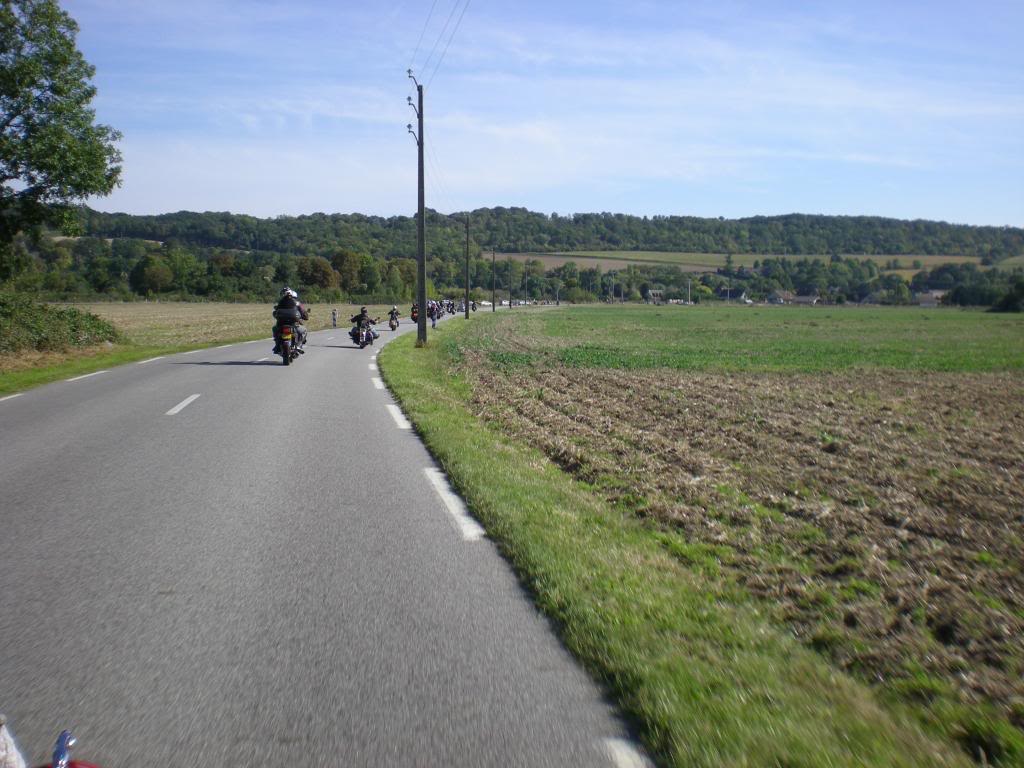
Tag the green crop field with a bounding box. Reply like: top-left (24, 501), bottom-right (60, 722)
top-left (382, 304), bottom-right (1024, 768)
top-left (503, 304), bottom-right (1024, 372)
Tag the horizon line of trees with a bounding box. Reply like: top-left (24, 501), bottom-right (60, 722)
top-left (76, 207), bottom-right (1024, 263)
top-left (2, 232), bottom-right (1021, 311)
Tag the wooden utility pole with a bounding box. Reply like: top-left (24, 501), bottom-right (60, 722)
top-left (407, 71), bottom-right (427, 345)
top-left (491, 250), bottom-right (496, 311)
top-left (464, 215), bottom-right (470, 319)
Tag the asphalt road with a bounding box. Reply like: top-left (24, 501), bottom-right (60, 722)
top-left (0, 317), bottom-right (649, 767)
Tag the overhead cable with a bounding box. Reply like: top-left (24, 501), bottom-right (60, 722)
top-left (420, 0), bottom-right (463, 77)
top-left (426, 0), bottom-right (471, 87)
top-left (408, 0), bottom-right (440, 71)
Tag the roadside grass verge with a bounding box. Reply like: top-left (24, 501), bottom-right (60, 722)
top-left (379, 321), bottom-right (970, 768)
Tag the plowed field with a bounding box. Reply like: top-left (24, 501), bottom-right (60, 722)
top-left (454, 305), bottom-right (1024, 755)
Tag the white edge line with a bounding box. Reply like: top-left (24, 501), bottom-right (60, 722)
top-left (604, 738), bottom-right (654, 768)
top-left (66, 370), bottom-right (108, 382)
top-left (385, 404), bottom-right (412, 430)
top-left (371, 377), bottom-right (385, 390)
top-left (0, 393), bottom-right (23, 402)
top-left (137, 356), bottom-right (165, 365)
top-left (368, 363), bottom-right (378, 371)
top-left (215, 343), bottom-right (233, 349)
top-left (423, 467), bottom-right (485, 541)
top-left (182, 350), bottom-right (200, 355)
top-left (165, 393), bottom-right (201, 416)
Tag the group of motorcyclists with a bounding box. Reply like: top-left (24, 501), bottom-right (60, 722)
top-left (273, 287), bottom-right (474, 358)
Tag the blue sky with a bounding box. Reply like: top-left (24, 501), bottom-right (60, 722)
top-left (68, 0), bottom-right (1023, 225)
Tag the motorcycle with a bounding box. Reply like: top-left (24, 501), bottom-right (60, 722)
top-left (0, 716), bottom-right (96, 768)
top-left (278, 324), bottom-right (302, 365)
top-left (273, 306), bottom-right (307, 367)
top-left (410, 308), bottom-right (418, 323)
top-left (350, 321), bottom-right (378, 349)
top-left (388, 316), bottom-right (399, 331)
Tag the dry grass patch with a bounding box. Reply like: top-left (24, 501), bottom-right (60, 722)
top-left (65, 302), bottom-right (395, 346)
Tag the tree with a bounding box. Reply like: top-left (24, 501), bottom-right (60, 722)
top-left (129, 254), bottom-right (172, 294)
top-left (359, 254), bottom-right (380, 292)
top-left (297, 255), bottom-right (337, 289)
top-left (1, 0), bottom-right (122, 257)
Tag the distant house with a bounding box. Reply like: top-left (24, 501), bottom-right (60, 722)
top-left (915, 289), bottom-right (947, 308)
top-left (768, 290), bottom-right (795, 304)
top-left (717, 287), bottom-right (748, 302)
top-left (793, 294), bottom-right (820, 306)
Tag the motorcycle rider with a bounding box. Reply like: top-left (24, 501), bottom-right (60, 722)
top-left (349, 306), bottom-right (379, 344)
top-left (272, 287), bottom-right (308, 354)
top-left (387, 305), bottom-right (400, 328)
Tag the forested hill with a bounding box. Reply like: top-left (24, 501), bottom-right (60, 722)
top-left (79, 207), bottom-right (1023, 262)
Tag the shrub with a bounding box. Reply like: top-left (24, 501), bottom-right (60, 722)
top-left (0, 293), bottom-right (120, 353)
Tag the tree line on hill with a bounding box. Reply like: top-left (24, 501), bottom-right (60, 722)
top-left (0, 207), bottom-right (1020, 310)
top-left (76, 207), bottom-right (1022, 262)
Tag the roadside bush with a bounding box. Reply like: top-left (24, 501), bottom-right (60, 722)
top-left (0, 293), bottom-right (121, 353)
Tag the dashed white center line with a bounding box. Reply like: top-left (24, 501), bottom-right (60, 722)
top-left (137, 356), bottom-right (165, 365)
top-left (372, 377), bottom-right (385, 390)
top-left (66, 370), bottom-right (108, 382)
top-left (368, 363), bottom-right (378, 371)
top-left (327, 336), bottom-right (335, 341)
top-left (165, 394), bottom-right (201, 415)
top-left (603, 739), bottom-right (653, 768)
top-left (385, 404), bottom-right (411, 430)
top-left (0, 393), bottom-right (23, 403)
top-left (423, 468), bottom-right (485, 541)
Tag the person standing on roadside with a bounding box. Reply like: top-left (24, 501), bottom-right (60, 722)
top-left (428, 301), bottom-right (437, 328)
top-left (331, 308), bottom-right (337, 328)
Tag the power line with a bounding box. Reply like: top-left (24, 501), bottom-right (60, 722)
top-left (426, 0), bottom-right (471, 88)
top-left (408, 0), bottom-right (440, 71)
top-left (425, 142), bottom-right (457, 214)
top-left (420, 0), bottom-right (462, 77)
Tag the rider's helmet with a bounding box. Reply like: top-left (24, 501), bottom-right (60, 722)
top-left (392, 305), bottom-right (397, 310)
top-left (280, 286), bottom-right (291, 297)
top-left (361, 306), bottom-right (367, 313)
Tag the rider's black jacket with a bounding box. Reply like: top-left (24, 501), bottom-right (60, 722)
top-left (274, 295), bottom-right (308, 325)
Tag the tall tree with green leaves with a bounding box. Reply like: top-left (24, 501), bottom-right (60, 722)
top-left (1, 0), bottom-right (121, 277)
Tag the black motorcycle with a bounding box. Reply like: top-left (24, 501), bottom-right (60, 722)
top-left (278, 324), bottom-right (305, 365)
top-left (351, 320), bottom-right (379, 349)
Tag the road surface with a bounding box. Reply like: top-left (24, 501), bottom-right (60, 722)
top-left (0, 320), bottom-right (649, 767)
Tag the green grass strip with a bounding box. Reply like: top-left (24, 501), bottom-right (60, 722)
top-left (379, 321), bottom-right (970, 768)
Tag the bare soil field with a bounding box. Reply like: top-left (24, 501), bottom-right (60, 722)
top-left (459, 311), bottom-right (1024, 741)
